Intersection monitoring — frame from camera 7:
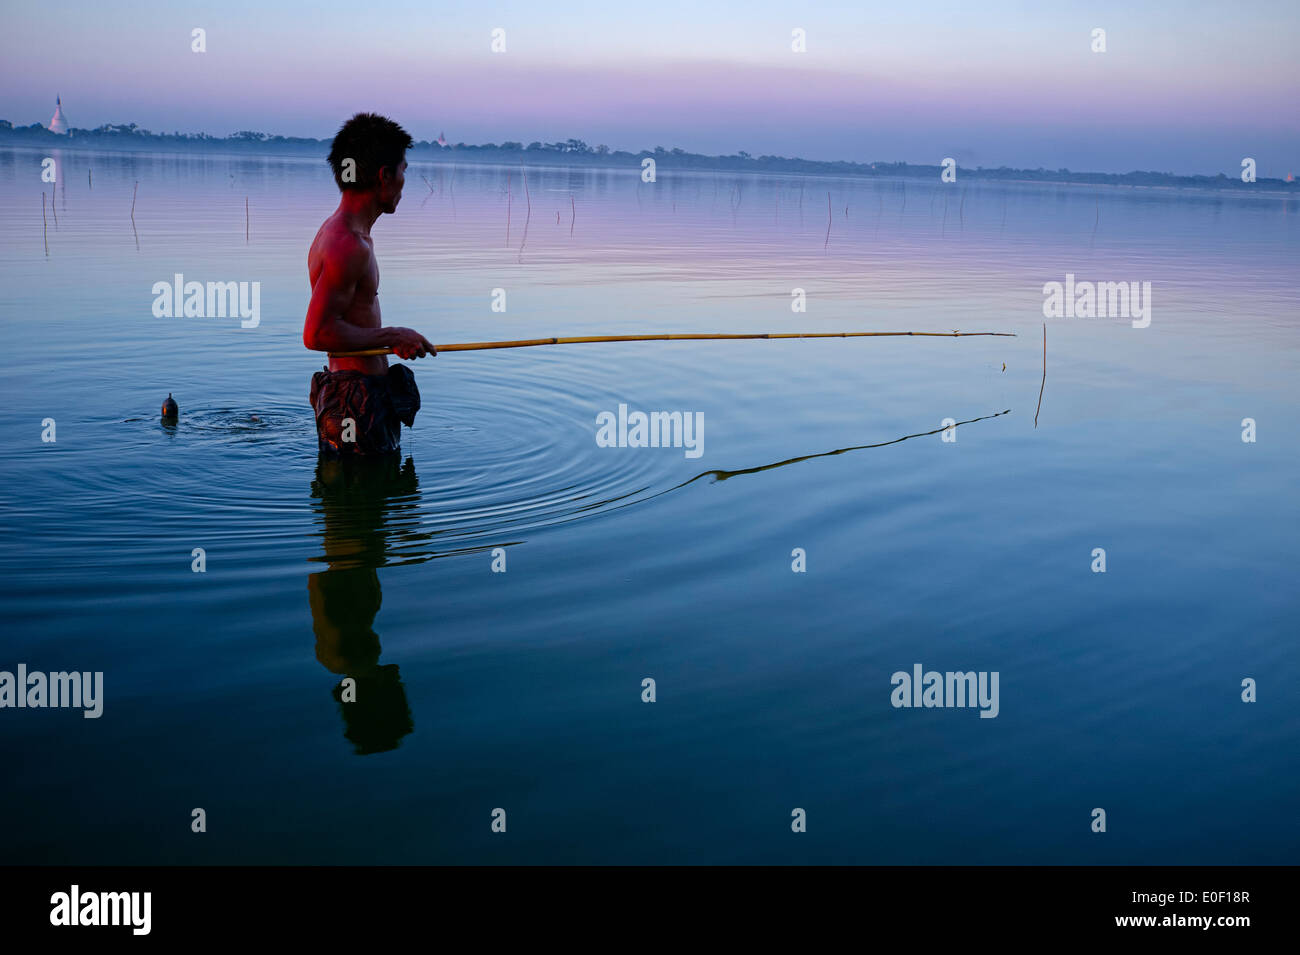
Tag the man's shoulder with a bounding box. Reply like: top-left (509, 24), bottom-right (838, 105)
top-left (315, 220), bottom-right (373, 271)
top-left (318, 216), bottom-right (370, 251)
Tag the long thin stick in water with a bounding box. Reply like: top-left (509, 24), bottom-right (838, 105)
top-left (42, 192), bottom-right (48, 255)
top-left (245, 197), bottom-right (249, 242)
top-left (824, 192), bottom-right (832, 249)
top-left (1035, 322), bottom-right (1047, 428)
top-left (130, 181), bottom-right (139, 250)
top-left (667, 409), bottom-right (1013, 491)
top-left (518, 164), bottom-right (532, 261)
top-left (570, 194), bottom-right (575, 235)
top-left (331, 329), bottom-right (1016, 358)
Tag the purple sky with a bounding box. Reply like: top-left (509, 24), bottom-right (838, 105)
top-left (2, 0), bottom-right (1297, 176)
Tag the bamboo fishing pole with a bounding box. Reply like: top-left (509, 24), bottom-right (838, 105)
top-left (330, 330), bottom-right (1015, 358)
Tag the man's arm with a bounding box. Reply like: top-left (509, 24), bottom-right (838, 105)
top-left (303, 234), bottom-right (436, 359)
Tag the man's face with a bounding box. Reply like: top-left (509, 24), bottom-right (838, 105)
top-left (379, 158), bottom-right (407, 213)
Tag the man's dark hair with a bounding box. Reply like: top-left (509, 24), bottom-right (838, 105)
top-left (328, 113), bottom-right (414, 192)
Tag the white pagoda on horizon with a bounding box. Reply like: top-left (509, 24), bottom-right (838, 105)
top-left (48, 95), bottom-right (69, 135)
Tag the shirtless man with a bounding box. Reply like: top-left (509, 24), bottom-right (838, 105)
top-left (304, 113), bottom-right (436, 455)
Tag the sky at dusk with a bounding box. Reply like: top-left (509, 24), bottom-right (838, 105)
top-left (2, 0), bottom-right (1297, 176)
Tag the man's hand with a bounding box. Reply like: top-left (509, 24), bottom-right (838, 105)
top-left (387, 327), bottom-right (438, 360)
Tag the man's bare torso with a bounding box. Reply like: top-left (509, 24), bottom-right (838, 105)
top-left (308, 212), bottom-right (387, 375)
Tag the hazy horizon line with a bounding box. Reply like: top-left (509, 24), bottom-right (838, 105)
top-left (3, 117), bottom-right (1293, 187)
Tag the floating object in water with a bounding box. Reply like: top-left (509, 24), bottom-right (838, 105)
top-left (330, 329), bottom-right (1015, 358)
top-left (162, 393), bottom-right (178, 421)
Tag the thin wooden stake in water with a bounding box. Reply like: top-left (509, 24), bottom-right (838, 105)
top-left (42, 191), bottom-right (48, 255)
top-left (130, 181), bottom-right (140, 250)
top-left (1035, 322), bottom-right (1047, 428)
top-left (518, 164), bottom-right (532, 262)
top-left (331, 329), bottom-right (1016, 359)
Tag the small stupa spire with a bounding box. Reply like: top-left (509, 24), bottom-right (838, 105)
top-left (48, 95), bottom-right (69, 135)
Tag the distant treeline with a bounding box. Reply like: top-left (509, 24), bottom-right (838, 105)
top-left (1, 119), bottom-right (1293, 190)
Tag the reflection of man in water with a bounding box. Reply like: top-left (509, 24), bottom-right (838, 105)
top-left (308, 452), bottom-right (419, 754)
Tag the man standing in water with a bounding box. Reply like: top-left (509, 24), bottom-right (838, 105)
top-left (304, 113), bottom-right (437, 455)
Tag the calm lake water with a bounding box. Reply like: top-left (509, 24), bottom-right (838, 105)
top-left (0, 147), bottom-right (1296, 864)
